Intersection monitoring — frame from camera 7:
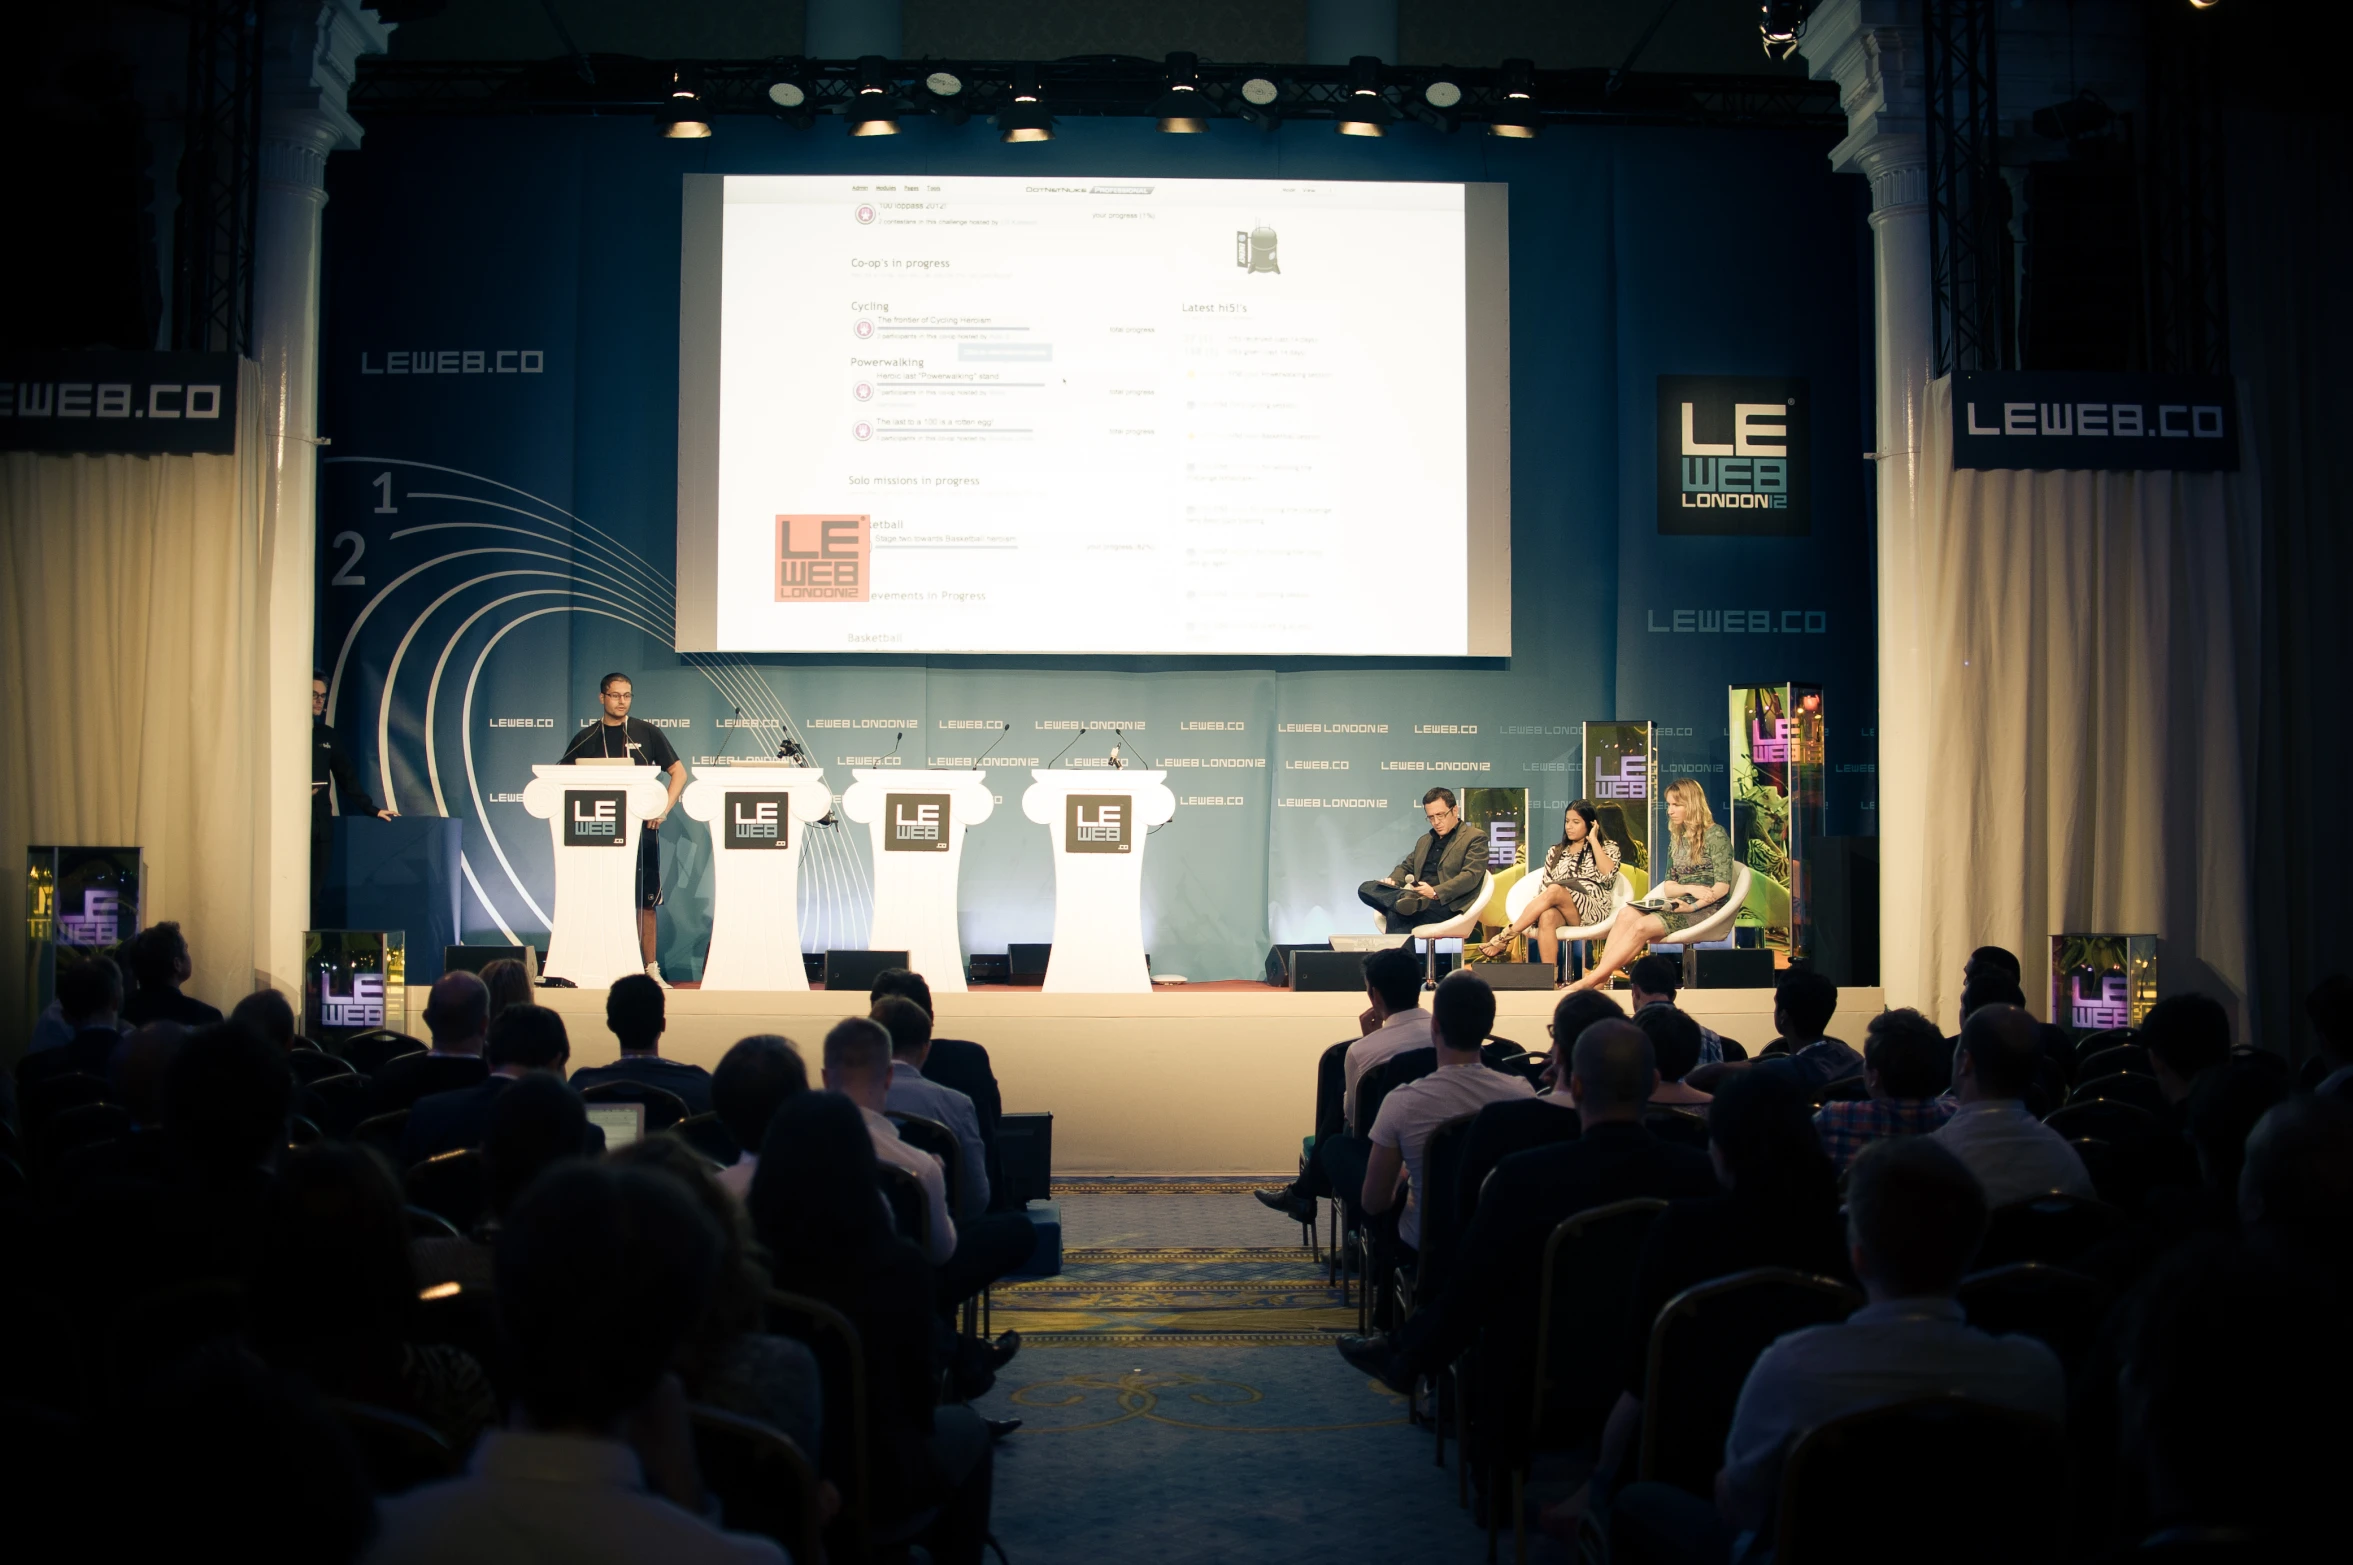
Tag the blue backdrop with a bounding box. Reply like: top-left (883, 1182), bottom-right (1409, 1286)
top-left (316, 113), bottom-right (1876, 982)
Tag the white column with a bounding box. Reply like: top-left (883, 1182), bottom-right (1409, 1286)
top-left (806, 0), bottom-right (901, 59)
top-left (1799, 1), bottom-right (1931, 1010)
top-left (253, 1), bottom-right (391, 994)
top-left (1307, 0), bottom-right (1398, 64)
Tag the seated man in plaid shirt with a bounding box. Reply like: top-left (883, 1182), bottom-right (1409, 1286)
top-left (1813, 1007), bottom-right (1958, 1171)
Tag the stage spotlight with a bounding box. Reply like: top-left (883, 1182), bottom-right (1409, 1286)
top-left (1488, 58), bottom-right (1539, 138)
top-left (1155, 51), bottom-right (1208, 133)
top-left (847, 54), bottom-right (902, 136)
top-left (1760, 0), bottom-right (1820, 61)
top-left (1000, 68), bottom-right (1055, 143)
top-left (1410, 75), bottom-right (1463, 133)
top-left (1336, 56), bottom-right (1391, 137)
top-left (763, 62), bottom-right (815, 129)
top-left (923, 68), bottom-right (970, 126)
top-left (659, 68), bottom-right (712, 138)
top-left (1233, 75), bottom-right (1282, 131)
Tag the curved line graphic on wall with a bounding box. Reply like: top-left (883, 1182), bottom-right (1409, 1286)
top-left (320, 456), bottom-right (875, 962)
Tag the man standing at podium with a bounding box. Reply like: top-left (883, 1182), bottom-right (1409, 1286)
top-left (1358, 787), bottom-right (1489, 934)
top-left (313, 669), bottom-right (395, 925)
top-left (558, 672), bottom-right (688, 985)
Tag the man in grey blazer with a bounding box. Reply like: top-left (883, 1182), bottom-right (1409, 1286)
top-left (1359, 787), bottom-right (1490, 933)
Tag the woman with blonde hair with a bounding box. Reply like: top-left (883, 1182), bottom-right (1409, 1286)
top-left (1562, 777), bottom-right (1735, 992)
top-left (1478, 800), bottom-right (1620, 969)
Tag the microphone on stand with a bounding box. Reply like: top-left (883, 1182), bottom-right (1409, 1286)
top-left (1108, 741), bottom-right (1124, 770)
top-left (1112, 727), bottom-right (1157, 768)
top-left (973, 720), bottom-right (1012, 768)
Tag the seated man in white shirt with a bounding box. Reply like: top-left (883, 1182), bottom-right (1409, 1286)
top-left (821, 1016), bottom-right (957, 1266)
top-left (1609, 1136), bottom-right (2067, 1564)
top-left (1934, 1003), bottom-right (2096, 1209)
top-left (873, 995), bottom-right (992, 1217)
top-left (1362, 969), bottom-right (1533, 1254)
top-left (1257, 945), bottom-right (1434, 1224)
top-left (369, 1162), bottom-right (786, 1565)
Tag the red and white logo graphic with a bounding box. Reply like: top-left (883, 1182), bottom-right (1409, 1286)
top-left (853, 319), bottom-right (875, 339)
top-left (855, 204), bottom-right (877, 224)
top-left (853, 382), bottom-right (873, 401)
top-left (852, 421), bottom-right (873, 441)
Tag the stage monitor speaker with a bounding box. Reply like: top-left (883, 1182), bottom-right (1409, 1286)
top-left (802, 952), bottom-right (825, 984)
top-left (1267, 942), bottom-right (1331, 985)
top-left (967, 953), bottom-right (1010, 985)
top-left (1292, 950), bottom-right (1369, 992)
top-left (1694, 949), bottom-right (1777, 989)
top-left (1807, 836), bottom-right (1880, 986)
top-left (1007, 943), bottom-right (1052, 985)
top-left (1478, 962), bottom-right (1557, 991)
top-left (998, 1111), bottom-right (1054, 1207)
top-left (822, 949), bottom-right (909, 991)
top-left (443, 944), bottom-right (538, 981)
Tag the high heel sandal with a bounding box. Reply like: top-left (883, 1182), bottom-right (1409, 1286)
top-left (1477, 934), bottom-right (1513, 960)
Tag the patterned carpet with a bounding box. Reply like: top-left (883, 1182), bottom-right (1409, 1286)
top-left (971, 1184), bottom-right (1561, 1564)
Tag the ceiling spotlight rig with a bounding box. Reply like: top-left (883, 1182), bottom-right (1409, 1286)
top-left (1759, 0), bottom-right (1822, 62)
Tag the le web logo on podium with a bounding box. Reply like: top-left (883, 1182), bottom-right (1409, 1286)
top-left (887, 794), bottom-right (952, 852)
top-left (1067, 796), bottom-right (1131, 854)
top-left (564, 791), bottom-right (628, 847)
top-left (725, 794), bottom-right (791, 850)
top-left (319, 972), bottom-right (386, 1030)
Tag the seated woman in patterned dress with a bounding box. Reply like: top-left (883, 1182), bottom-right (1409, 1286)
top-left (1478, 800), bottom-right (1620, 971)
top-left (1563, 777), bottom-right (1735, 994)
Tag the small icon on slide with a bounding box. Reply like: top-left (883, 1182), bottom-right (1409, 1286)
top-left (853, 382), bottom-right (874, 401)
top-left (855, 204), bottom-right (877, 224)
top-left (853, 422), bottom-right (873, 441)
top-left (854, 319), bottom-right (875, 339)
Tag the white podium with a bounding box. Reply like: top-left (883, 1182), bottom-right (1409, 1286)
top-left (1021, 769), bottom-right (1177, 993)
top-left (523, 763), bottom-right (673, 989)
top-left (841, 769), bottom-right (996, 995)
top-left (679, 763), bottom-right (837, 991)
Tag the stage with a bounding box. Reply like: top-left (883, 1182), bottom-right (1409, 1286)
top-left (406, 981), bottom-right (1888, 1175)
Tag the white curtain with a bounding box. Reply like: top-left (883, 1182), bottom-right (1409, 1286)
top-left (1879, 377), bottom-right (2263, 1035)
top-left (0, 360), bottom-right (300, 1042)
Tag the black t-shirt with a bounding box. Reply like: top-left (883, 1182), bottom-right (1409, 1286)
top-left (1418, 826), bottom-right (1455, 886)
top-left (560, 719), bottom-right (681, 829)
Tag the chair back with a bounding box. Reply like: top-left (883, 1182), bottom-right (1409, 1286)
top-left (1355, 1047), bottom-right (1437, 1135)
top-left (766, 1290), bottom-right (872, 1557)
top-left (285, 1049), bottom-right (356, 1085)
top-left (2039, 1098), bottom-right (2162, 1146)
top-left (352, 1109), bottom-right (410, 1163)
top-left (2069, 1026), bottom-right (2135, 1068)
top-left (1407, 1112), bottom-right (1481, 1297)
top-left (1529, 1198), bottom-right (1670, 1453)
top-left (1815, 1074), bottom-right (1871, 1103)
top-left (413, 1282), bottom-right (504, 1399)
top-left (691, 1404), bottom-right (825, 1565)
top-left (325, 1398), bottom-right (458, 1495)
top-left (1641, 1107), bottom-right (1711, 1151)
top-left (2067, 1071), bottom-right (2168, 1116)
top-left (303, 1073), bottom-right (379, 1138)
top-left (1312, 1040), bottom-right (1350, 1143)
top-left (404, 1205), bottom-right (462, 1241)
top-left (875, 1162), bottom-right (929, 1254)
top-left (1773, 1396), bottom-right (2067, 1563)
top-left (340, 1031), bottom-right (427, 1074)
top-left (1956, 1263), bottom-right (2112, 1382)
top-left (37, 1101), bottom-right (132, 1175)
top-left (578, 1079), bottom-right (689, 1132)
top-left (2075, 1043), bottom-right (2152, 1081)
top-left (26, 1071), bottom-right (111, 1127)
top-left (671, 1111), bottom-right (740, 1167)
top-left (1640, 1267), bottom-right (1860, 1495)
top-left (1976, 1193), bottom-right (2127, 1270)
top-left (886, 1112), bottom-right (962, 1216)
top-left (287, 1113), bottom-right (323, 1147)
top-left (2064, 1137), bottom-right (2124, 1205)
top-left (404, 1148), bottom-right (489, 1234)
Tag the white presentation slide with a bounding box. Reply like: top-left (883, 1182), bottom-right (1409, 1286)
top-left (678, 174), bottom-right (1509, 656)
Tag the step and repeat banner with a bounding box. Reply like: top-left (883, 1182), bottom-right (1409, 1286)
top-left (317, 117), bottom-right (1876, 982)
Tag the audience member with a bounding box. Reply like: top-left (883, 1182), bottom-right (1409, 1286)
top-left (2139, 992), bottom-right (2233, 1110)
top-left (229, 988), bottom-right (298, 1052)
top-left (749, 1092), bottom-right (994, 1564)
top-left (47, 1021), bottom-right (185, 1201)
top-left (476, 957), bottom-right (535, 1021)
top-left (1627, 953), bottom-right (1728, 1065)
top-left (1360, 971), bottom-right (1532, 1252)
top-left (710, 1034), bottom-right (808, 1197)
top-left (372, 970), bottom-right (493, 1113)
top-left (1256, 945), bottom-right (1431, 1224)
top-left (121, 922), bottom-right (223, 1027)
top-left (1450, 989), bottom-right (1623, 1218)
top-left (1613, 1137), bottom-right (2065, 1560)
top-left (1340, 1019), bottom-right (1718, 1392)
top-left (2306, 973), bottom-right (2352, 1096)
top-left (415, 1071), bottom-right (594, 1291)
top-left (401, 1003), bottom-right (575, 1166)
top-left (1690, 969), bottom-right (1855, 1094)
top-left (1935, 1004), bottom-right (2094, 1207)
top-left (874, 994), bottom-right (992, 1215)
top-left (2238, 1094), bottom-right (2353, 1286)
top-left (1633, 1004), bottom-right (1713, 1111)
top-left (1813, 1007), bottom-right (1958, 1170)
top-left (569, 973), bottom-right (714, 1114)
top-left (18, 955), bottom-right (131, 1088)
top-left (870, 967), bottom-right (1004, 1180)
top-left (822, 1016), bottom-right (956, 1266)
top-left (249, 1143), bottom-right (498, 1451)
top-left (611, 1135), bottom-right (822, 1464)
top-left (2183, 1057), bottom-right (2289, 1207)
top-left (370, 1162), bottom-right (787, 1564)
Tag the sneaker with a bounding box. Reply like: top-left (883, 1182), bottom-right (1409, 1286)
top-left (644, 961), bottom-right (669, 988)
